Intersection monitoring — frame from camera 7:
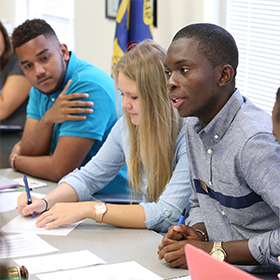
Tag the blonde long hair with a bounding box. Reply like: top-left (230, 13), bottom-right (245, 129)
top-left (114, 39), bottom-right (182, 202)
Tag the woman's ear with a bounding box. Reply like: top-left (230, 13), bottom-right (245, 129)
top-left (217, 64), bottom-right (234, 86)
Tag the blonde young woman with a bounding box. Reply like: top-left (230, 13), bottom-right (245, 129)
top-left (17, 39), bottom-right (192, 233)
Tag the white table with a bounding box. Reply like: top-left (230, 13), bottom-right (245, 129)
top-left (0, 168), bottom-right (189, 279)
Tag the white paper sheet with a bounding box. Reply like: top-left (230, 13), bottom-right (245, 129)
top-left (36, 261), bottom-right (162, 280)
top-left (0, 233), bottom-right (58, 259)
top-left (163, 276), bottom-right (191, 280)
top-left (13, 177), bottom-right (48, 189)
top-left (0, 191), bottom-right (45, 213)
top-left (14, 250), bottom-right (106, 274)
top-left (1, 214), bottom-right (82, 236)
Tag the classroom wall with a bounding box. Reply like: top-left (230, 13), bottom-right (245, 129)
top-left (0, 0), bottom-right (226, 74)
top-left (74, 0), bottom-right (204, 74)
top-left (0, 0), bottom-right (16, 24)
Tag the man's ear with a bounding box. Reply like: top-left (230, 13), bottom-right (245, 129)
top-left (217, 64), bottom-right (234, 86)
top-left (60, 44), bottom-right (70, 62)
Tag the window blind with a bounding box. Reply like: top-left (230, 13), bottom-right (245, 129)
top-left (28, 0), bottom-right (75, 51)
top-left (226, 0), bottom-right (280, 115)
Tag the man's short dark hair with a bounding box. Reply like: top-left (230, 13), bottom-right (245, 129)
top-left (173, 23), bottom-right (238, 77)
top-left (12, 19), bottom-right (59, 49)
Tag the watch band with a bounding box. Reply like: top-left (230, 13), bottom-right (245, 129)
top-left (94, 203), bottom-right (107, 223)
top-left (95, 212), bottom-right (103, 223)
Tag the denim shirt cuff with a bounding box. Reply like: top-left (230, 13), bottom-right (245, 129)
top-left (59, 168), bottom-right (90, 201)
top-left (141, 202), bottom-right (172, 232)
top-left (249, 232), bottom-right (280, 268)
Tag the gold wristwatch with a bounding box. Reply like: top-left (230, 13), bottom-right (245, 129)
top-left (94, 203), bottom-right (107, 223)
top-left (210, 241), bottom-right (227, 261)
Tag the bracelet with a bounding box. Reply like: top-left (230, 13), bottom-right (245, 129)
top-left (11, 154), bottom-right (18, 171)
top-left (41, 198), bottom-right (49, 213)
top-left (195, 229), bottom-right (208, 242)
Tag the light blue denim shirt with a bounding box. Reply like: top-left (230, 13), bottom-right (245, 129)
top-left (185, 89), bottom-right (280, 279)
top-left (59, 117), bottom-right (192, 233)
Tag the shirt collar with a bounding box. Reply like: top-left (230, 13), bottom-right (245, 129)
top-left (193, 88), bottom-right (244, 143)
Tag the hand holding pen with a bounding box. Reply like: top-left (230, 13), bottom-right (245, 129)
top-left (23, 175), bottom-right (34, 218)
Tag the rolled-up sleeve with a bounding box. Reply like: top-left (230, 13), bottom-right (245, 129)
top-left (59, 119), bottom-right (126, 200)
top-left (249, 229), bottom-right (280, 268)
top-left (243, 133), bottom-right (280, 269)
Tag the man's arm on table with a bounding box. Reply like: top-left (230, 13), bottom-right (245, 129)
top-left (158, 224), bottom-right (259, 269)
top-left (11, 135), bottom-right (95, 182)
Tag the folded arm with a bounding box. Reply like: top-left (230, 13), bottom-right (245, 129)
top-left (12, 135), bottom-right (95, 181)
top-left (19, 80), bottom-right (94, 156)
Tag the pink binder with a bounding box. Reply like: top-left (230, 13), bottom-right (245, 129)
top-left (185, 243), bottom-right (259, 280)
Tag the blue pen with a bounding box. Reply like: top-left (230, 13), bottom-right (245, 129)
top-left (23, 175), bottom-right (35, 218)
top-left (178, 208), bottom-right (186, 225)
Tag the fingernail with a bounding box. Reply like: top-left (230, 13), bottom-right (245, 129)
top-left (174, 225), bottom-right (181, 231)
top-left (88, 102), bottom-right (94, 106)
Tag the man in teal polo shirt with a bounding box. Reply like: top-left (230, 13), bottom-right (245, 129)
top-left (9, 19), bottom-right (127, 194)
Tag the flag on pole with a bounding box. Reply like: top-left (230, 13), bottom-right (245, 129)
top-left (111, 0), bottom-right (153, 75)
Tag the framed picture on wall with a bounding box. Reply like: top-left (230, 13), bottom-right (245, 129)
top-left (106, 0), bottom-right (119, 19)
top-left (105, 0), bottom-right (157, 27)
top-left (152, 0), bottom-right (157, 27)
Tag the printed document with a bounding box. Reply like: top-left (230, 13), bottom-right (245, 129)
top-left (36, 261), bottom-right (162, 280)
top-left (14, 250), bottom-right (106, 274)
top-left (1, 214), bottom-right (82, 236)
top-left (0, 233), bottom-right (58, 259)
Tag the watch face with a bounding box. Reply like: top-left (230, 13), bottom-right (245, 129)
top-left (95, 203), bottom-right (106, 214)
top-left (211, 250), bottom-right (225, 262)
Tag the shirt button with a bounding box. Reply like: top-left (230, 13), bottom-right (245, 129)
top-left (221, 211), bottom-right (225, 215)
top-left (209, 181), bottom-right (212, 186)
top-left (207, 149), bottom-right (212, 154)
top-left (214, 135), bottom-right (219, 139)
top-left (51, 98), bottom-right (55, 102)
top-left (165, 211), bottom-right (170, 216)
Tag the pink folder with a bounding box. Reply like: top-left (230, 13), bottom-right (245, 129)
top-left (185, 243), bottom-right (259, 280)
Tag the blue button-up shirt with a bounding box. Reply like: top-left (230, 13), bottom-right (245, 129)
top-left (185, 89), bottom-right (280, 278)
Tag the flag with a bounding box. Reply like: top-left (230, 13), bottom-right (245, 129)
top-left (111, 0), bottom-right (153, 75)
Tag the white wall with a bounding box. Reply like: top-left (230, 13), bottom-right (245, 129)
top-left (0, 0), bottom-right (16, 24)
top-left (0, 0), bottom-right (16, 34)
top-left (154, 0), bottom-right (204, 48)
top-left (75, 0), bottom-right (205, 74)
top-left (0, 0), bottom-right (226, 74)
top-left (75, 0), bottom-right (116, 74)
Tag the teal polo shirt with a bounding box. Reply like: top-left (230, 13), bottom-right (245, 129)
top-left (27, 52), bottom-right (128, 194)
